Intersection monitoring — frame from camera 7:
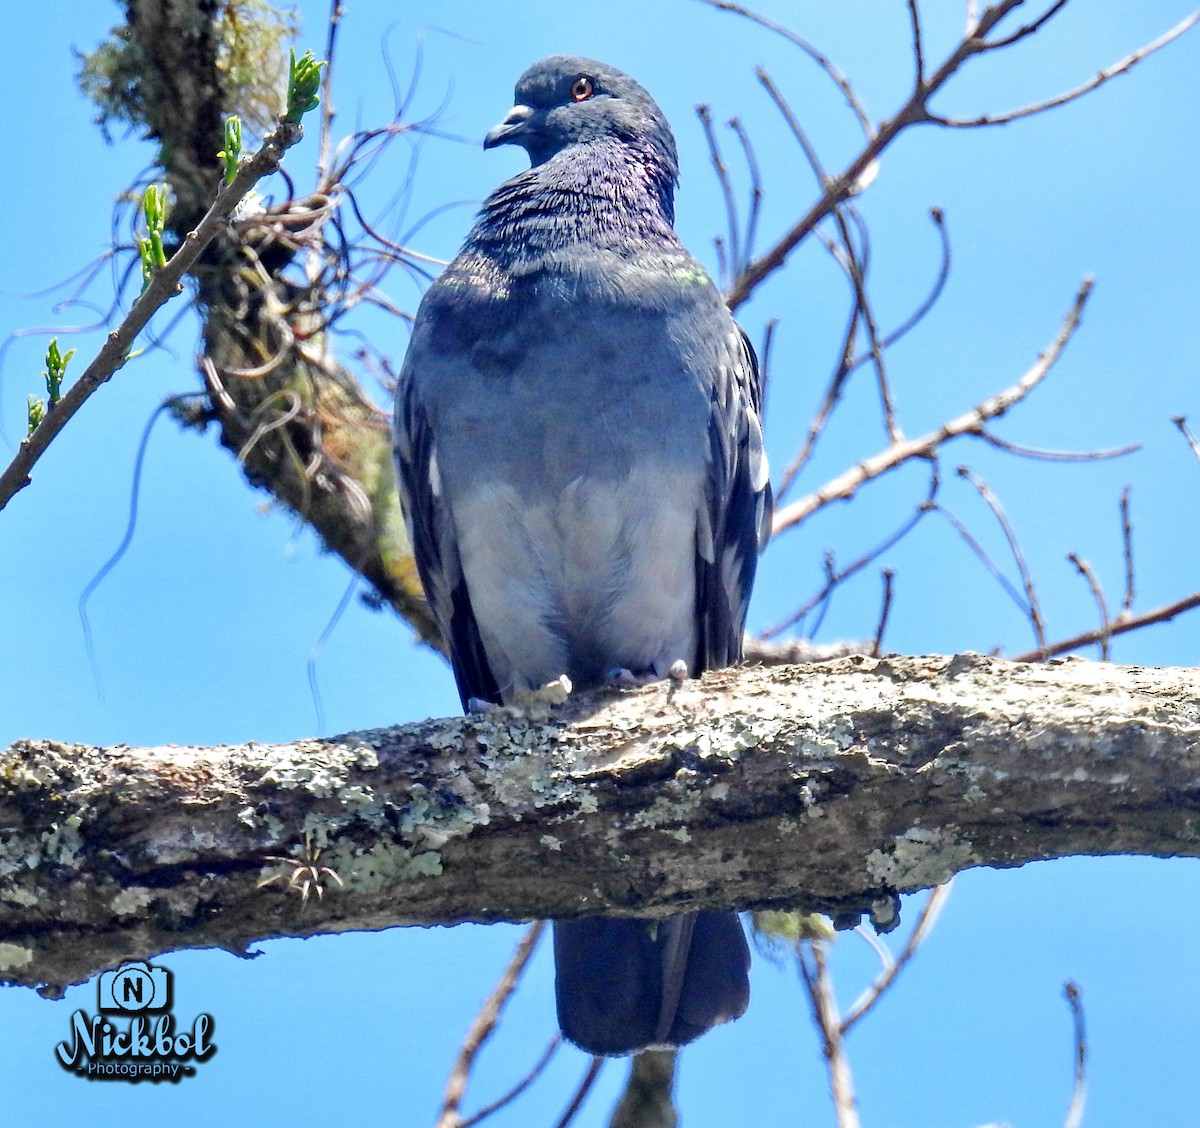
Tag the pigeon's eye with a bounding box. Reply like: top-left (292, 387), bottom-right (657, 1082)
top-left (570, 77), bottom-right (594, 102)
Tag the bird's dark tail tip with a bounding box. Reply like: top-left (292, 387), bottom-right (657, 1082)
top-left (553, 910), bottom-right (750, 1057)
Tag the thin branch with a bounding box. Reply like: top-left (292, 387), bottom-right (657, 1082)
top-left (0, 117), bottom-right (306, 512)
top-left (772, 278), bottom-right (1093, 535)
top-left (982, 0), bottom-right (1070, 51)
top-left (871, 570), bottom-right (895, 658)
top-left (834, 205), bottom-right (903, 443)
top-left (775, 208), bottom-right (950, 502)
top-left (958, 465), bottom-right (1047, 652)
top-left (723, 0), bottom-right (1029, 310)
top-left (763, 459), bottom-right (938, 640)
top-left (860, 206), bottom-right (951, 364)
top-left (695, 0), bottom-right (874, 139)
top-left (798, 941), bottom-right (860, 1128)
top-left (697, 105), bottom-right (740, 288)
top-left (552, 1057), bottom-right (605, 1128)
top-left (972, 429), bottom-right (1140, 462)
top-left (1012, 591), bottom-right (1200, 662)
top-left (728, 116), bottom-right (763, 271)
top-left (926, 502), bottom-right (1031, 614)
top-left (314, 0), bottom-right (343, 190)
top-left (906, 0), bottom-right (926, 85)
top-left (757, 318), bottom-right (778, 411)
top-left (459, 1037), bottom-right (561, 1128)
top-left (436, 922), bottom-right (546, 1128)
top-left (1120, 487), bottom-right (1136, 616)
top-left (1173, 415), bottom-right (1200, 464)
top-left (1067, 553), bottom-right (1111, 660)
top-left (757, 67), bottom-right (828, 187)
top-left (1062, 981), bottom-right (1088, 1128)
top-left (852, 922), bottom-right (894, 975)
top-left (841, 882), bottom-right (953, 1035)
top-left (933, 9), bottom-right (1200, 127)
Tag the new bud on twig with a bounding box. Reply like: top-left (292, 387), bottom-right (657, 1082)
top-left (217, 116), bottom-right (243, 185)
top-left (285, 48), bottom-right (326, 124)
top-left (42, 337), bottom-right (75, 406)
top-left (138, 184), bottom-right (170, 291)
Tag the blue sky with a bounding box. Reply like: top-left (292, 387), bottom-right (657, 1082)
top-left (2, 2), bottom-right (1199, 1126)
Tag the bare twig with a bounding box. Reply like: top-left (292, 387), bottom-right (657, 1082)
top-left (926, 501), bottom-right (1031, 614)
top-left (459, 1036), bottom-right (561, 1128)
top-left (983, 0), bottom-right (1070, 51)
top-left (1174, 415), bottom-right (1200, 464)
top-left (0, 117), bottom-right (306, 512)
top-left (436, 922), bottom-right (546, 1128)
top-left (697, 105), bottom-right (740, 288)
top-left (728, 117), bottom-right (763, 271)
top-left (906, 0), bottom-right (926, 85)
top-left (772, 278), bottom-right (1093, 535)
top-left (832, 205), bottom-right (903, 443)
top-left (1067, 553), bottom-right (1111, 659)
top-left (721, 0), bottom-right (1029, 310)
top-left (1120, 487), bottom-right (1135, 615)
top-left (862, 207), bottom-right (951, 365)
top-left (757, 67), bottom-right (828, 187)
top-left (763, 459), bottom-right (938, 639)
top-left (958, 465), bottom-right (1047, 653)
top-left (758, 318), bottom-right (778, 408)
top-left (934, 9), bottom-right (1200, 127)
top-left (841, 882), bottom-right (953, 1035)
top-left (973, 429), bottom-right (1140, 462)
top-left (871, 569), bottom-right (895, 658)
top-left (798, 941), bottom-right (860, 1128)
top-left (695, 0), bottom-right (874, 138)
top-left (314, 0), bottom-right (343, 207)
top-left (1012, 591), bottom-right (1200, 662)
top-left (775, 208), bottom-right (949, 502)
top-left (552, 1057), bottom-right (605, 1128)
top-left (1062, 981), bottom-right (1088, 1128)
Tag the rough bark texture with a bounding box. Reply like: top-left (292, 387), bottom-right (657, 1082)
top-left (2, 654), bottom-right (1198, 996)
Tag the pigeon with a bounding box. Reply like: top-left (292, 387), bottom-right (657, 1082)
top-left (392, 54), bottom-right (771, 1056)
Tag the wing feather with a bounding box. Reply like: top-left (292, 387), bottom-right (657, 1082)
top-left (393, 373), bottom-right (502, 708)
top-left (694, 323), bottom-right (772, 672)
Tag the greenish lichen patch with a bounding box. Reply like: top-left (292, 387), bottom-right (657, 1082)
top-left (328, 839), bottom-right (444, 894)
top-left (629, 794), bottom-right (704, 832)
top-left (0, 943), bottom-right (33, 970)
top-left (111, 886), bottom-right (156, 916)
top-left (41, 813), bottom-right (87, 869)
top-left (866, 827), bottom-right (977, 889)
top-left (1, 882), bottom-right (39, 907)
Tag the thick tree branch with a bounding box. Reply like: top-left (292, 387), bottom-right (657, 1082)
top-left (3, 654), bottom-right (1198, 995)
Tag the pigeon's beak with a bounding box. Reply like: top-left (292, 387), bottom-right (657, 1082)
top-left (484, 104), bottom-right (535, 149)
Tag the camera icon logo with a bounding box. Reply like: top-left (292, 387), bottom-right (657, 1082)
top-left (97, 961), bottom-right (172, 1014)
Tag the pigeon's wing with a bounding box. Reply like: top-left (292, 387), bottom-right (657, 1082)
top-left (695, 321), bottom-right (772, 671)
top-left (393, 356), bottom-right (502, 709)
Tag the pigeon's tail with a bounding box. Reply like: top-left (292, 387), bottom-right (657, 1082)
top-left (553, 911), bottom-right (750, 1056)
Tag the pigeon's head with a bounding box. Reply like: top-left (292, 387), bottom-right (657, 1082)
top-left (484, 56), bottom-right (679, 179)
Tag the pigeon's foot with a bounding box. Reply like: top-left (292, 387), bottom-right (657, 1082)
top-left (606, 658), bottom-right (690, 687)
